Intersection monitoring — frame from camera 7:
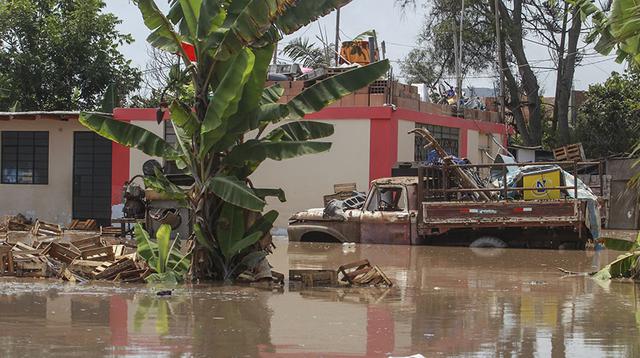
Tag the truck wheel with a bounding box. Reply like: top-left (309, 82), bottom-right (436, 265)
top-left (470, 236), bottom-right (508, 249)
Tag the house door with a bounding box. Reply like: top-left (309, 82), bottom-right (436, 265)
top-left (73, 132), bottom-right (112, 226)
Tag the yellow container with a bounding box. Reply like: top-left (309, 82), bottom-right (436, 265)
top-left (523, 169), bottom-right (561, 200)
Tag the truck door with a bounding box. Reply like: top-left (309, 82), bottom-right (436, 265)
top-left (360, 185), bottom-right (411, 245)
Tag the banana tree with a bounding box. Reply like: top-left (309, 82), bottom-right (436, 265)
top-left (79, 0), bottom-right (390, 281)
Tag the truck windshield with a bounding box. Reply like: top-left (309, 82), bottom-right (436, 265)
top-left (367, 186), bottom-right (406, 212)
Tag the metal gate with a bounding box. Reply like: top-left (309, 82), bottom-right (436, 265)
top-left (72, 132), bottom-right (112, 226)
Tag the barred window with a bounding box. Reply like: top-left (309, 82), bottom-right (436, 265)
top-left (414, 124), bottom-right (459, 161)
top-left (1, 131), bottom-right (49, 184)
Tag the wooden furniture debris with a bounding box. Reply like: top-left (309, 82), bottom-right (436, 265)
top-left (93, 258), bottom-right (137, 280)
top-left (42, 242), bottom-right (80, 265)
top-left (289, 269), bottom-right (338, 287)
top-left (68, 219), bottom-right (98, 231)
top-left (410, 128), bottom-right (490, 201)
top-left (71, 235), bottom-right (103, 251)
top-left (32, 220), bottom-right (63, 236)
top-left (338, 259), bottom-right (393, 287)
top-left (553, 143), bottom-right (586, 162)
top-left (334, 183), bottom-right (357, 193)
top-left (0, 245), bottom-right (14, 275)
top-left (101, 226), bottom-right (123, 237)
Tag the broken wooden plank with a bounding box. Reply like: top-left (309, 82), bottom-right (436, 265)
top-left (80, 246), bottom-right (115, 262)
top-left (0, 245), bottom-right (14, 276)
top-left (93, 258), bottom-right (136, 280)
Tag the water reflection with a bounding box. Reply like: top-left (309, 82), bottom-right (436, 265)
top-left (0, 240), bottom-right (638, 357)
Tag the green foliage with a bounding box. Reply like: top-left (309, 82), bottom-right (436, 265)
top-left (572, 0), bottom-right (640, 66)
top-left (399, 0), bottom-right (495, 86)
top-left (594, 233), bottom-right (640, 281)
top-left (574, 71), bottom-right (640, 158)
top-left (134, 224), bottom-right (191, 283)
top-left (282, 37), bottom-right (333, 68)
top-left (0, 0), bottom-right (141, 111)
top-left (81, 0), bottom-right (389, 281)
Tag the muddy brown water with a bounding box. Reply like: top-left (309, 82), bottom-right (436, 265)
top-left (1, 238), bottom-right (639, 357)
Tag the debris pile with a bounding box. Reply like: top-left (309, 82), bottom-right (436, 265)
top-left (290, 259), bottom-right (393, 288)
top-left (0, 215), bottom-right (148, 282)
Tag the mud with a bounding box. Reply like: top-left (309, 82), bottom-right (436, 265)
top-left (0, 238), bottom-right (638, 357)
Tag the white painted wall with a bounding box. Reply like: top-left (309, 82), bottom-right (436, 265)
top-left (0, 118), bottom-right (85, 224)
top-left (251, 120), bottom-right (371, 228)
top-left (397, 120), bottom-right (415, 162)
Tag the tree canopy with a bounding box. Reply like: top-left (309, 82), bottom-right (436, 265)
top-left (574, 70), bottom-right (640, 158)
top-left (0, 0), bottom-right (142, 111)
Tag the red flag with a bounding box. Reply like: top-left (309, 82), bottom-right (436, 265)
top-left (181, 42), bottom-right (197, 62)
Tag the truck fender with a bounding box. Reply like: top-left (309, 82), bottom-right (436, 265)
top-left (287, 224), bottom-right (349, 243)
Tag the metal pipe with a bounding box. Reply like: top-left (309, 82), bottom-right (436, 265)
top-left (334, 6), bottom-right (341, 66)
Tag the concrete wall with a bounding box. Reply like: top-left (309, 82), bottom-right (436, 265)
top-left (0, 118), bottom-right (86, 224)
top-left (129, 120), bottom-right (165, 177)
top-left (251, 119), bottom-right (371, 228)
top-left (397, 120), bottom-right (415, 162)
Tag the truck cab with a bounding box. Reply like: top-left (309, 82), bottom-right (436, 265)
top-left (288, 177), bottom-right (418, 245)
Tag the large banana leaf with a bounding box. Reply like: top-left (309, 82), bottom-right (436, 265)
top-left (287, 60), bottom-right (390, 119)
top-left (136, 0), bottom-right (184, 54)
top-left (200, 49), bottom-right (256, 156)
top-left (177, 0), bottom-right (201, 38)
top-left (143, 168), bottom-right (189, 204)
top-left (211, 0), bottom-right (292, 61)
top-left (262, 84), bottom-right (285, 104)
top-left (238, 45), bottom-right (277, 114)
top-left (225, 232), bottom-right (263, 261)
top-left (197, 0), bottom-right (225, 38)
top-left (266, 121), bottom-right (334, 141)
top-left (216, 204), bottom-right (246, 261)
top-left (602, 234), bottom-right (640, 251)
top-left (79, 113), bottom-right (180, 159)
top-left (247, 210), bottom-right (279, 236)
top-left (253, 189), bottom-right (286, 202)
top-left (207, 176), bottom-right (266, 211)
top-left (225, 139), bottom-right (332, 165)
top-left (156, 224), bottom-right (172, 273)
top-left (169, 100), bottom-right (199, 137)
top-left (135, 224), bottom-right (159, 270)
top-left (265, 0), bottom-right (352, 38)
top-left (594, 252), bottom-right (640, 280)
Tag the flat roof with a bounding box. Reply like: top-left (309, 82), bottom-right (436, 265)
top-left (0, 111), bottom-right (111, 121)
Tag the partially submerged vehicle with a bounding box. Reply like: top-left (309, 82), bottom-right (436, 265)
top-left (288, 160), bottom-right (604, 250)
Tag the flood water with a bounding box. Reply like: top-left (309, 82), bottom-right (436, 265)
top-left (1, 238), bottom-right (639, 357)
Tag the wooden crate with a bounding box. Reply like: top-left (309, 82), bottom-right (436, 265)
top-left (553, 143), bottom-right (586, 161)
top-left (32, 220), bottom-right (62, 236)
top-left (68, 219), bottom-right (98, 231)
top-left (334, 183), bottom-right (357, 194)
top-left (42, 242), bottom-right (80, 264)
top-left (289, 269), bottom-right (338, 287)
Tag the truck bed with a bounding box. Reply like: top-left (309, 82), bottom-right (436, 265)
top-left (420, 200), bottom-right (583, 229)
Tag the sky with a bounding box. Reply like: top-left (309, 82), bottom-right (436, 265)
top-left (104, 0), bottom-right (625, 96)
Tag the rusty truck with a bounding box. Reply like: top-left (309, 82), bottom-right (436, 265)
top-left (287, 161), bottom-right (604, 250)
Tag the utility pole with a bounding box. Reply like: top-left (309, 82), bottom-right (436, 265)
top-left (456, 0), bottom-right (465, 117)
top-left (494, 0), bottom-right (505, 127)
top-left (334, 6), bottom-right (341, 66)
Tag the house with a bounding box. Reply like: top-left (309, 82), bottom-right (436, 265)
top-left (0, 82), bottom-right (508, 228)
